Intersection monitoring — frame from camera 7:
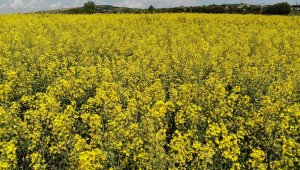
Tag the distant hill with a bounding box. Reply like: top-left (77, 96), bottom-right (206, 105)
top-left (37, 5), bottom-right (144, 14)
top-left (95, 5), bottom-right (142, 13)
top-left (36, 3), bottom-right (293, 15)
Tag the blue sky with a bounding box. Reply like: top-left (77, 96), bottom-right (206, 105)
top-left (0, 0), bottom-right (298, 13)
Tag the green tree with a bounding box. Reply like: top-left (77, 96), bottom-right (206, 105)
top-left (148, 5), bottom-right (155, 13)
top-left (84, 1), bottom-right (96, 14)
top-left (263, 2), bottom-right (291, 15)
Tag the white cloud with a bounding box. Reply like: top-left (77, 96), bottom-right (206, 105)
top-left (50, 1), bottom-right (62, 9)
top-left (114, 0), bottom-right (145, 8)
top-left (0, 4), bottom-right (8, 9)
top-left (9, 0), bottom-right (24, 9)
top-left (26, 0), bottom-right (46, 9)
top-left (0, 0), bottom-right (107, 13)
top-left (6, 0), bottom-right (47, 10)
top-left (113, 0), bottom-right (198, 8)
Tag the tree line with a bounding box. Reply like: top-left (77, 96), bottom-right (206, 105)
top-left (64, 1), bottom-right (291, 15)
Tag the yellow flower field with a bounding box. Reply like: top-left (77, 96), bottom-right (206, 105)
top-left (0, 14), bottom-right (299, 169)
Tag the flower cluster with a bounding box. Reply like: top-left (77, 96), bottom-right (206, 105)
top-left (0, 14), bottom-right (299, 169)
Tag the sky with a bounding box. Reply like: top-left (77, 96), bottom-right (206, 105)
top-left (0, 0), bottom-right (298, 14)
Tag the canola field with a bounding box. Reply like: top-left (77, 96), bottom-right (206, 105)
top-left (0, 14), bottom-right (299, 169)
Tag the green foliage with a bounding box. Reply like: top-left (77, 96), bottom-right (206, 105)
top-left (263, 2), bottom-right (291, 15)
top-left (39, 2), bottom-right (293, 15)
top-left (289, 10), bottom-right (300, 16)
top-left (83, 1), bottom-right (96, 14)
top-left (148, 5), bottom-right (155, 13)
